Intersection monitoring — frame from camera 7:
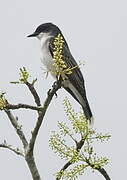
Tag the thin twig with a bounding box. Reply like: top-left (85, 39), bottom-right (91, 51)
top-left (4, 109), bottom-right (28, 148)
top-left (95, 167), bottom-right (111, 180)
top-left (6, 103), bottom-right (42, 111)
top-left (84, 158), bottom-right (111, 180)
top-left (68, 134), bottom-right (77, 144)
top-left (25, 81), bottom-right (41, 106)
top-left (0, 143), bottom-right (24, 157)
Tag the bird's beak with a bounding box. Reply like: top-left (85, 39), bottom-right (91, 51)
top-left (27, 32), bottom-right (38, 37)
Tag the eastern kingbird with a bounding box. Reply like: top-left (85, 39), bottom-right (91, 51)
top-left (27, 23), bottom-right (93, 123)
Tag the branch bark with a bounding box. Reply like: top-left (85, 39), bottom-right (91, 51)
top-left (28, 80), bottom-right (61, 154)
top-left (85, 158), bottom-right (111, 180)
top-left (95, 167), bottom-right (111, 180)
top-left (0, 142), bottom-right (24, 157)
top-left (25, 81), bottom-right (41, 106)
top-left (25, 80), bottom-right (61, 179)
top-left (6, 103), bottom-right (41, 111)
top-left (25, 154), bottom-right (41, 180)
top-left (5, 109), bottom-right (28, 148)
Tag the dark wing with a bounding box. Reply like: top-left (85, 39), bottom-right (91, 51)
top-left (49, 36), bottom-right (93, 122)
top-left (49, 36), bottom-right (87, 99)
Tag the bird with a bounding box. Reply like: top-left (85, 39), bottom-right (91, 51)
top-left (27, 23), bottom-right (93, 123)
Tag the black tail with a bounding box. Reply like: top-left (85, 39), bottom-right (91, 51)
top-left (82, 98), bottom-right (93, 124)
top-left (63, 86), bottom-right (93, 124)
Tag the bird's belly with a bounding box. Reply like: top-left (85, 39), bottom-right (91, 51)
top-left (40, 48), bottom-right (56, 77)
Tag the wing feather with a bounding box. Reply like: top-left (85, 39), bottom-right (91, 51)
top-left (49, 36), bottom-right (87, 99)
top-left (49, 35), bottom-right (93, 122)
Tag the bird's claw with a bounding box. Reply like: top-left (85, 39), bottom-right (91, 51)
top-left (47, 89), bottom-right (51, 96)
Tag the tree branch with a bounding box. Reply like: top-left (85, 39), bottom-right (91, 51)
top-left (24, 81), bottom-right (61, 180)
top-left (6, 103), bottom-right (42, 111)
top-left (0, 142), bottom-right (24, 157)
top-left (25, 153), bottom-right (41, 180)
top-left (25, 81), bottom-right (41, 106)
top-left (56, 137), bottom-right (111, 180)
top-left (85, 158), bottom-right (111, 180)
top-left (28, 81), bottom-right (61, 155)
top-left (4, 109), bottom-right (28, 148)
top-left (95, 167), bottom-right (111, 180)
top-left (1, 81), bottom-right (61, 180)
top-left (4, 106), bottom-right (42, 180)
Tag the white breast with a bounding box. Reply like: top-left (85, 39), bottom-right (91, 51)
top-left (39, 34), bottom-right (56, 77)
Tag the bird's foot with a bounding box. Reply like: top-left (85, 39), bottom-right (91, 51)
top-left (52, 80), bottom-right (62, 89)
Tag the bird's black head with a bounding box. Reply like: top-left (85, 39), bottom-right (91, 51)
top-left (27, 23), bottom-right (61, 38)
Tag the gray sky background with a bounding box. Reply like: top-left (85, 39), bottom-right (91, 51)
top-left (0, 0), bottom-right (126, 179)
